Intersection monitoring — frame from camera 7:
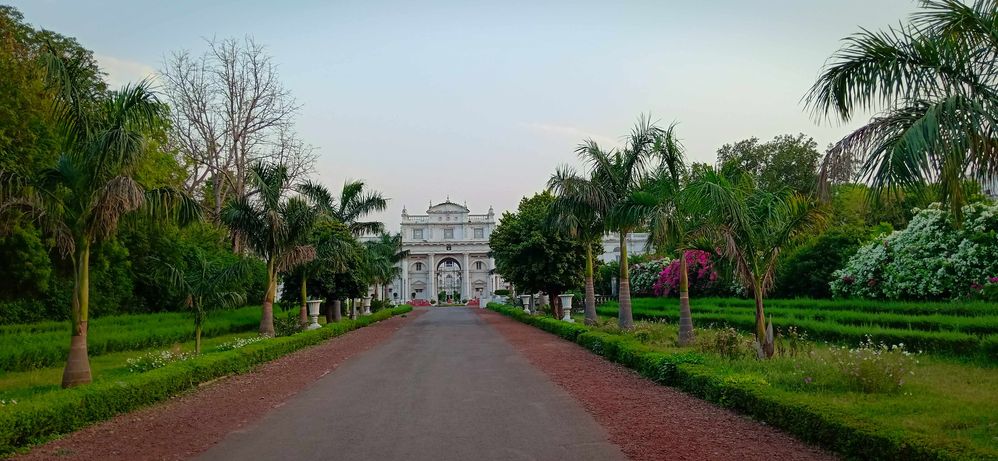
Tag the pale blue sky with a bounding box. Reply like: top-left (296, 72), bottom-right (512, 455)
top-left (11, 0), bottom-right (917, 229)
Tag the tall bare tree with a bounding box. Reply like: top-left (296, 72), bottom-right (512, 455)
top-left (161, 36), bottom-right (304, 222)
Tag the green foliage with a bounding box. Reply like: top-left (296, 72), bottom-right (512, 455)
top-left (774, 226), bottom-right (869, 299)
top-left (489, 192), bottom-right (588, 300)
top-left (599, 298), bottom-right (997, 359)
top-left (0, 223), bottom-right (52, 301)
top-left (0, 306), bottom-right (411, 455)
top-left (489, 303), bottom-right (996, 460)
top-left (820, 338), bottom-right (919, 393)
top-left (716, 134), bottom-right (821, 195)
top-left (0, 306), bottom-right (271, 372)
top-left (832, 202), bottom-right (998, 300)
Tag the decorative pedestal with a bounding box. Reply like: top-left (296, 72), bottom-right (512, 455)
top-left (519, 294), bottom-right (532, 314)
top-left (362, 296), bottom-right (372, 315)
top-left (559, 294), bottom-right (575, 323)
top-left (306, 299), bottom-right (324, 330)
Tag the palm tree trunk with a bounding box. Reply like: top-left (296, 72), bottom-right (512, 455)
top-left (753, 279), bottom-right (773, 357)
top-left (62, 241), bottom-right (92, 388)
top-left (617, 230), bottom-right (634, 330)
top-left (299, 277), bottom-right (308, 325)
top-left (584, 244), bottom-right (597, 326)
top-left (260, 259), bottom-right (277, 336)
top-left (194, 311), bottom-right (204, 355)
top-left (677, 251), bottom-right (695, 345)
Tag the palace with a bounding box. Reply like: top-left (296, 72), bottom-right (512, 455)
top-left (388, 200), bottom-right (508, 302)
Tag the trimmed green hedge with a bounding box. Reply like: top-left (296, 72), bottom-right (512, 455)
top-left (489, 303), bottom-right (983, 461)
top-left (597, 305), bottom-right (991, 360)
top-left (0, 305), bottom-right (273, 372)
top-left (0, 306), bottom-right (412, 455)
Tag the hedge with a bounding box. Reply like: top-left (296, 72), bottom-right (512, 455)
top-left (0, 305), bottom-right (270, 372)
top-left (489, 303), bottom-right (987, 461)
top-left (597, 306), bottom-right (990, 360)
top-left (0, 305), bottom-right (412, 455)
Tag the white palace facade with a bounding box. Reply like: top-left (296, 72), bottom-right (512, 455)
top-left (389, 200), bottom-right (508, 302)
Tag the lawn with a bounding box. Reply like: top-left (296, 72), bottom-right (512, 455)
top-left (598, 297), bottom-right (998, 361)
top-left (498, 298), bottom-right (998, 460)
top-left (0, 305), bottom-right (288, 373)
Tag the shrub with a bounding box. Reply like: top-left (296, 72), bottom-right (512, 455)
top-left (698, 327), bottom-right (753, 359)
top-left (652, 250), bottom-right (720, 297)
top-left (831, 202), bottom-right (998, 300)
top-left (774, 226), bottom-right (868, 299)
top-left (820, 337), bottom-right (919, 393)
top-left (274, 310), bottom-right (304, 337)
top-left (214, 336), bottom-right (266, 352)
top-left (126, 346), bottom-right (193, 373)
top-left (629, 258), bottom-right (670, 296)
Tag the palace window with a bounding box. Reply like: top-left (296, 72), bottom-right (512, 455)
top-left (475, 261), bottom-right (484, 270)
top-left (444, 228), bottom-right (454, 239)
top-left (415, 262), bottom-right (424, 271)
top-left (474, 228), bottom-right (484, 239)
top-left (446, 260), bottom-right (454, 268)
top-left (413, 229), bottom-right (423, 239)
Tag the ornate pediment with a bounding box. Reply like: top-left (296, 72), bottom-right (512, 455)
top-left (427, 200), bottom-right (470, 214)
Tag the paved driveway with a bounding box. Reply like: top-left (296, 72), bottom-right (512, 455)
top-left (197, 307), bottom-right (625, 461)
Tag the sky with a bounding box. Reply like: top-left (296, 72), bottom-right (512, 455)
top-left (10, 0), bottom-right (919, 230)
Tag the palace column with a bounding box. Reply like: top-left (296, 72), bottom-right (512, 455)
top-left (463, 252), bottom-right (470, 299)
top-left (400, 255), bottom-right (408, 301)
top-left (428, 253), bottom-right (436, 300)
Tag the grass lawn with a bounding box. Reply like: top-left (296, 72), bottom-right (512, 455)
top-left (559, 296), bottom-right (998, 459)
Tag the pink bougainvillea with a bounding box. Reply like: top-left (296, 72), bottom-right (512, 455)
top-left (652, 250), bottom-right (719, 297)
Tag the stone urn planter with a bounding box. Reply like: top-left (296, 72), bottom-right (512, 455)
top-left (306, 299), bottom-right (324, 330)
top-left (362, 296), bottom-right (372, 315)
top-left (559, 294), bottom-right (575, 323)
top-left (519, 294), bottom-right (532, 313)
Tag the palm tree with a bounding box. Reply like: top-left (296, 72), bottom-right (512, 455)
top-left (299, 179), bottom-right (388, 236)
top-left (621, 124), bottom-right (701, 345)
top-left (221, 163), bottom-right (316, 336)
top-left (287, 220), bottom-right (356, 324)
top-left (805, 0), bottom-right (998, 223)
top-left (574, 115), bottom-right (666, 329)
top-left (364, 232), bottom-right (409, 302)
top-left (158, 250), bottom-right (250, 353)
top-left (548, 166), bottom-right (605, 325)
top-left (0, 55), bottom-right (200, 387)
top-left (691, 169), bottom-right (829, 357)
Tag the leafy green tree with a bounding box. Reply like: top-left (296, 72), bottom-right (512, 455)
top-left (806, 0), bottom-right (998, 223)
top-left (158, 250), bottom-right (250, 353)
top-left (691, 168), bottom-right (829, 357)
top-left (363, 232), bottom-right (409, 302)
top-left (490, 192), bottom-right (589, 319)
top-left (0, 52), bottom-right (199, 386)
top-left (299, 179), bottom-right (387, 236)
top-left (221, 163), bottom-right (315, 336)
top-left (774, 226), bottom-right (869, 299)
top-left (716, 134), bottom-right (821, 195)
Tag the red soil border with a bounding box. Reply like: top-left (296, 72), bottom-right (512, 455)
top-left (13, 310), bottom-right (424, 461)
top-left (478, 309), bottom-right (836, 461)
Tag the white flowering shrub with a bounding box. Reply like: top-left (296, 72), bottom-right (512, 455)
top-left (215, 336), bottom-right (266, 352)
top-left (127, 348), bottom-right (193, 373)
top-left (831, 202), bottom-right (998, 299)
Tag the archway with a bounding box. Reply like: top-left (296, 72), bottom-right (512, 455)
top-left (436, 257), bottom-right (462, 301)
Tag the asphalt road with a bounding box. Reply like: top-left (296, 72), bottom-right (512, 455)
top-left (196, 308), bottom-right (626, 461)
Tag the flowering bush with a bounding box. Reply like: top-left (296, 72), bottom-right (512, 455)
top-left (126, 347), bottom-right (193, 373)
top-left (820, 336), bottom-right (918, 393)
top-left (831, 202), bottom-right (998, 300)
top-left (215, 336), bottom-right (266, 352)
top-left (629, 258), bottom-right (670, 296)
top-left (651, 250), bottom-right (719, 297)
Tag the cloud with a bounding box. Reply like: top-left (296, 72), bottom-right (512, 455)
top-left (521, 122), bottom-right (618, 148)
top-left (95, 54), bottom-right (158, 88)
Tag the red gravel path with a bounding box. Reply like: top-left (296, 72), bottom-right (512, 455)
top-left (13, 310), bottom-right (424, 461)
top-left (478, 309), bottom-right (836, 461)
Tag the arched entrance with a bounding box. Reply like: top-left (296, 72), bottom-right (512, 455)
top-left (436, 257), bottom-right (462, 301)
